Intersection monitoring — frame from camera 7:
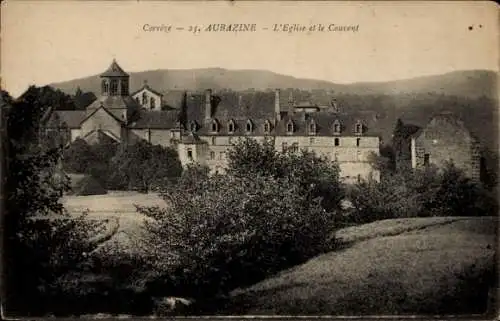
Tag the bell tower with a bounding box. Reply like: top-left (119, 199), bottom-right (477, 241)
top-left (100, 59), bottom-right (130, 97)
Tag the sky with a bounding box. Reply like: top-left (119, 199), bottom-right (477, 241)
top-left (1, 1), bottom-right (498, 97)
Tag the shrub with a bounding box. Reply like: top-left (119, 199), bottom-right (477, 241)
top-left (137, 139), bottom-right (342, 304)
top-left (138, 173), bottom-right (333, 301)
top-left (349, 161), bottom-right (498, 223)
top-left (109, 140), bottom-right (182, 192)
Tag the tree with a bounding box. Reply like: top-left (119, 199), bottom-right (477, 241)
top-left (109, 140), bottom-right (182, 192)
top-left (2, 90), bottom-right (106, 316)
top-left (62, 138), bottom-right (95, 173)
top-left (227, 138), bottom-right (344, 212)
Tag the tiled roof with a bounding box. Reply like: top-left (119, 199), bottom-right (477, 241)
top-left (180, 90), bottom-right (382, 136)
top-left (128, 110), bottom-right (180, 129)
top-left (81, 106), bottom-right (125, 125)
top-left (45, 110), bottom-right (87, 128)
top-left (100, 60), bottom-right (129, 78)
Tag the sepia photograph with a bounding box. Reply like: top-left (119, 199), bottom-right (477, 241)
top-left (1, 0), bottom-right (498, 318)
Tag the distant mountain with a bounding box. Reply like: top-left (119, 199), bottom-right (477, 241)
top-left (51, 68), bottom-right (497, 99)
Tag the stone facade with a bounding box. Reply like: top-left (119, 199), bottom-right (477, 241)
top-left (395, 114), bottom-right (481, 180)
top-left (131, 82), bottom-right (164, 111)
top-left (42, 60), bottom-right (382, 183)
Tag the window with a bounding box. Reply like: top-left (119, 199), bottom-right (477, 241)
top-left (150, 97), bottom-right (156, 109)
top-left (290, 143), bottom-right (299, 153)
top-left (219, 152), bottom-right (225, 160)
top-left (228, 121), bottom-right (235, 133)
top-left (246, 120), bottom-right (253, 133)
top-left (334, 138), bottom-right (340, 146)
top-left (110, 79), bottom-right (118, 95)
top-left (333, 121), bottom-right (341, 134)
top-left (287, 121), bottom-right (294, 133)
top-left (190, 122), bottom-right (197, 132)
top-left (424, 153), bottom-right (430, 166)
top-left (142, 92), bottom-right (147, 105)
top-left (228, 137), bottom-right (233, 145)
top-left (357, 174), bottom-right (361, 183)
top-left (309, 122), bottom-right (316, 134)
top-left (309, 137), bottom-right (315, 145)
top-left (334, 152), bottom-right (339, 161)
top-left (187, 149), bottom-right (193, 160)
top-left (211, 120), bottom-right (218, 132)
top-left (210, 151), bottom-right (215, 160)
top-left (211, 136), bottom-right (216, 145)
top-left (282, 142), bottom-right (288, 151)
top-left (355, 122), bottom-right (363, 134)
top-left (356, 138), bottom-right (361, 147)
top-left (357, 150), bottom-right (362, 161)
top-left (264, 121), bottom-right (271, 133)
top-left (135, 97), bottom-right (139, 103)
top-left (121, 80), bottom-right (129, 96)
top-left (101, 80), bottom-right (108, 94)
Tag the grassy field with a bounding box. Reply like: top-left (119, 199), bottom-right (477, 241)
top-left (61, 191), bottom-right (167, 252)
top-left (60, 194), bottom-right (498, 315)
top-left (226, 216), bottom-right (498, 316)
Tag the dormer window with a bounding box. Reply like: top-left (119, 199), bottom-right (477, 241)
top-left (228, 119), bottom-right (235, 134)
top-left (333, 120), bottom-right (341, 134)
top-left (189, 121), bottom-right (197, 132)
top-left (246, 120), bottom-right (253, 133)
top-left (264, 120), bottom-right (271, 133)
top-left (211, 119), bottom-right (219, 133)
top-left (309, 120), bottom-right (317, 135)
top-left (286, 120), bottom-right (294, 134)
top-left (355, 121), bottom-right (363, 135)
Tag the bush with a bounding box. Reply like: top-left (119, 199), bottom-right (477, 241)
top-left (109, 140), bottom-right (182, 192)
top-left (348, 162), bottom-right (497, 223)
top-left (139, 173), bottom-right (333, 301)
top-left (137, 139), bottom-right (342, 304)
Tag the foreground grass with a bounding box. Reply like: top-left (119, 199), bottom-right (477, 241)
top-left (225, 217), bottom-right (497, 315)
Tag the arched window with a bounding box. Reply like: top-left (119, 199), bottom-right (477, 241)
top-left (211, 120), bottom-right (219, 133)
top-left (150, 97), bottom-right (156, 110)
top-left (142, 92), bottom-right (147, 105)
top-left (286, 120), bottom-right (294, 133)
top-left (246, 120), bottom-right (253, 133)
top-left (334, 138), bottom-right (340, 146)
top-left (356, 138), bottom-right (361, 147)
top-left (110, 79), bottom-right (118, 95)
top-left (210, 151), bottom-right (215, 160)
top-left (228, 120), bottom-right (235, 133)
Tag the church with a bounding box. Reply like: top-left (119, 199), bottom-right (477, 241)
top-left (42, 60), bottom-right (382, 183)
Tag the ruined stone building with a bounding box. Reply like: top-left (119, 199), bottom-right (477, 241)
top-left (42, 60), bottom-right (382, 183)
top-left (393, 113), bottom-right (482, 180)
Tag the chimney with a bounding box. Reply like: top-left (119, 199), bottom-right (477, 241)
top-left (288, 91), bottom-right (294, 115)
top-left (205, 89), bottom-right (212, 121)
top-left (275, 89), bottom-right (281, 120)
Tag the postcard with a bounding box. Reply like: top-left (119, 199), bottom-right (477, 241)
top-left (1, 0), bottom-right (498, 318)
